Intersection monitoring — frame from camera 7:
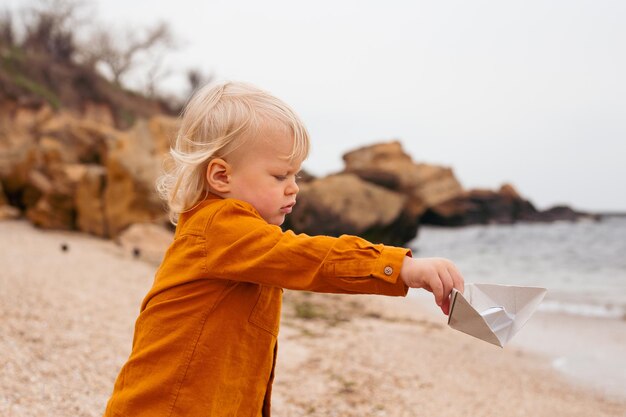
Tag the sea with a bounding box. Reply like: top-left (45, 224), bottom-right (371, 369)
top-left (408, 215), bottom-right (626, 320)
top-left (407, 215), bottom-right (626, 399)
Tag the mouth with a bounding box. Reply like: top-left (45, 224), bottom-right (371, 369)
top-left (280, 201), bottom-right (296, 214)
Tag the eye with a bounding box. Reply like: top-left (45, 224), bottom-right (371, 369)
top-left (273, 175), bottom-right (287, 181)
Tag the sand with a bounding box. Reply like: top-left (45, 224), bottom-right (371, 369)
top-left (1, 219), bottom-right (624, 417)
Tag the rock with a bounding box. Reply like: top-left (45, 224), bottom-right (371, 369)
top-left (519, 205), bottom-right (598, 223)
top-left (75, 165), bottom-right (108, 236)
top-left (1, 107), bottom-right (172, 237)
top-left (103, 121), bottom-right (168, 237)
top-left (421, 184), bottom-right (537, 226)
top-left (83, 101), bottom-right (115, 126)
top-left (38, 112), bottom-right (116, 165)
top-left (411, 164), bottom-right (464, 208)
top-left (343, 141), bottom-right (464, 216)
top-left (420, 183), bottom-right (592, 226)
top-left (0, 205), bottom-right (21, 220)
top-left (345, 169), bottom-right (401, 190)
top-left (25, 164), bottom-right (87, 230)
top-left (146, 115), bottom-right (179, 157)
top-left (116, 223), bottom-right (174, 264)
top-left (286, 173), bottom-right (418, 245)
top-left (12, 104), bottom-right (54, 131)
top-left (499, 183), bottom-right (522, 200)
top-left (0, 181), bottom-right (20, 220)
top-left (0, 128), bottom-right (40, 201)
top-left (39, 136), bottom-right (68, 165)
top-left (1, 110), bottom-right (115, 215)
top-left (26, 191), bottom-right (74, 229)
top-left (0, 182), bottom-right (6, 206)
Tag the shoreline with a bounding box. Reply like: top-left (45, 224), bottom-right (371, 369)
top-left (509, 309), bottom-right (626, 401)
top-left (276, 291), bottom-right (626, 416)
top-left (1, 220), bottom-right (625, 416)
top-left (406, 291), bottom-right (626, 402)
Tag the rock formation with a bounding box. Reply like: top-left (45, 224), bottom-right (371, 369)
top-left (286, 141), bottom-right (594, 242)
top-left (421, 184), bottom-right (595, 226)
top-left (342, 141), bottom-right (464, 217)
top-left (0, 106), bottom-right (594, 246)
top-left (0, 103), bottom-right (177, 238)
top-left (284, 141), bottom-right (463, 243)
top-left (285, 173), bottom-right (417, 246)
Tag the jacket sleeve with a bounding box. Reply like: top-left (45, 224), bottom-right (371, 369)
top-left (202, 200), bottom-right (411, 296)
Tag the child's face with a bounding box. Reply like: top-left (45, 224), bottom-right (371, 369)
top-left (225, 124), bottom-right (303, 226)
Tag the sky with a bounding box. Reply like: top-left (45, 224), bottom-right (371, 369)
top-left (7, 0), bottom-right (626, 211)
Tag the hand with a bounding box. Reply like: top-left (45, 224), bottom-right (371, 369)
top-left (399, 257), bottom-right (464, 315)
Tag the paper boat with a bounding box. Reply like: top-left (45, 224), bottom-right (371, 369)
top-left (447, 283), bottom-right (547, 347)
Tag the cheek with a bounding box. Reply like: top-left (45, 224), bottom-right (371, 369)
top-left (249, 183), bottom-right (274, 201)
top-left (258, 186), bottom-right (283, 207)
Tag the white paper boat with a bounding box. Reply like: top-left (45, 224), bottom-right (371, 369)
top-left (447, 283), bottom-right (547, 347)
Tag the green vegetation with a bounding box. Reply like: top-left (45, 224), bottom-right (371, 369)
top-left (285, 291), bottom-right (369, 327)
top-left (13, 74), bottom-right (61, 109)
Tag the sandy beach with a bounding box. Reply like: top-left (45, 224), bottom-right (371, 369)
top-left (1, 220), bottom-right (625, 417)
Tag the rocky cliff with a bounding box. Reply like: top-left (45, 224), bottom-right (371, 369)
top-left (0, 104), bottom-right (177, 238)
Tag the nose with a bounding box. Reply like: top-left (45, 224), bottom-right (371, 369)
top-left (286, 178), bottom-right (299, 195)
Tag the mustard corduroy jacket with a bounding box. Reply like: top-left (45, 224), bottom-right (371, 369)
top-left (104, 194), bottom-right (410, 417)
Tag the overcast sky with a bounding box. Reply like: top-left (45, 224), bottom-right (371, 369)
top-left (8, 0), bottom-right (626, 211)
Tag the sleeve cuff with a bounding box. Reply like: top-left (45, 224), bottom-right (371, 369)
top-left (373, 246), bottom-right (412, 295)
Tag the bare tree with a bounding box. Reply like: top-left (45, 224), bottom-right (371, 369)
top-left (3, 0), bottom-right (208, 102)
top-left (186, 68), bottom-right (214, 95)
top-left (86, 21), bottom-right (176, 89)
top-left (0, 11), bottom-right (15, 49)
top-left (144, 55), bottom-right (174, 99)
top-left (21, 0), bottom-right (88, 62)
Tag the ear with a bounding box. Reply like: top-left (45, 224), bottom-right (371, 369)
top-left (206, 158), bottom-right (231, 194)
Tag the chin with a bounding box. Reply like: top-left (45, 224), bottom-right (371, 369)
top-left (271, 216), bottom-right (286, 226)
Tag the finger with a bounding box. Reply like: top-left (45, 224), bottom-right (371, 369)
top-left (441, 266), bottom-right (454, 301)
top-left (430, 274), bottom-right (444, 306)
top-left (441, 296), bottom-right (450, 315)
top-left (449, 264), bottom-right (465, 293)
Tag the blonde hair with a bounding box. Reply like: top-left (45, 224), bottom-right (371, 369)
top-left (156, 80), bottom-right (310, 224)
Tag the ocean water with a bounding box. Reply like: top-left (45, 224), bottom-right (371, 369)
top-left (408, 216), bottom-right (626, 320)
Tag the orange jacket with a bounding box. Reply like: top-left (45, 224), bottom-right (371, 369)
top-left (104, 194), bottom-right (410, 417)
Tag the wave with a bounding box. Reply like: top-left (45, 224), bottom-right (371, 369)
top-left (538, 299), bottom-right (626, 320)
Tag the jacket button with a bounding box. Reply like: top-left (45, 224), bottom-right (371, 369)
top-left (384, 266), bottom-right (393, 276)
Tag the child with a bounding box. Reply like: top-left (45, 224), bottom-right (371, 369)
top-left (103, 81), bottom-right (464, 417)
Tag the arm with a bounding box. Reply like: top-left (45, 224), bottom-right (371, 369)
top-left (201, 200), bottom-right (410, 296)
top-left (155, 199), bottom-right (464, 309)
